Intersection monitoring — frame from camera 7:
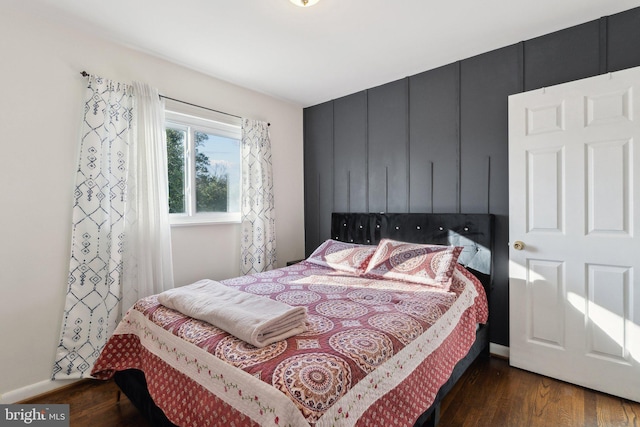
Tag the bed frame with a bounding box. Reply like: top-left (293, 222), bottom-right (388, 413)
top-left (114, 212), bottom-right (494, 427)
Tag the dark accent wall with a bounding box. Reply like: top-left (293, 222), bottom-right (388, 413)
top-left (303, 6), bottom-right (640, 347)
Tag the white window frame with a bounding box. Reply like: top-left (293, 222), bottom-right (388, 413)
top-left (165, 100), bottom-right (242, 226)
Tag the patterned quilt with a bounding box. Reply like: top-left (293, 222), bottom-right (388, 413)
top-left (92, 261), bottom-right (488, 426)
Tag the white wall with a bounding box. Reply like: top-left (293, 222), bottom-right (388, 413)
top-left (0, 4), bottom-right (304, 401)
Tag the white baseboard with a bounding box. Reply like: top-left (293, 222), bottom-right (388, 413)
top-left (490, 343), bottom-right (510, 359)
top-left (0, 379), bottom-right (79, 404)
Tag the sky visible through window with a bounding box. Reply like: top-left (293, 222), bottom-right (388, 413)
top-left (196, 133), bottom-right (241, 213)
top-left (198, 133), bottom-right (240, 180)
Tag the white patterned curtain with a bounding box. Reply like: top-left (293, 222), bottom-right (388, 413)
top-left (240, 119), bottom-right (277, 274)
top-left (52, 76), bottom-right (174, 379)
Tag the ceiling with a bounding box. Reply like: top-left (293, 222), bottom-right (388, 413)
top-left (17, 0), bottom-right (640, 107)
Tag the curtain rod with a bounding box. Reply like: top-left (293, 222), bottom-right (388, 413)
top-left (80, 71), bottom-right (270, 126)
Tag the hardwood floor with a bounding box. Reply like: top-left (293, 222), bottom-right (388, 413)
top-left (23, 357), bottom-right (639, 426)
top-left (439, 357), bottom-right (639, 427)
top-left (22, 379), bottom-right (150, 427)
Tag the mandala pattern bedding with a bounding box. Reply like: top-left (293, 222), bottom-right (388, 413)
top-left (92, 260), bottom-right (488, 426)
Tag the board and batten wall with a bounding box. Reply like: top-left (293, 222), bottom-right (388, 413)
top-left (303, 7), bottom-right (640, 347)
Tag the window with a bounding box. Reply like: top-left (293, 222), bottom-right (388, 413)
top-left (165, 101), bottom-right (242, 225)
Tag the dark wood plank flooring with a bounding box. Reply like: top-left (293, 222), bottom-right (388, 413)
top-left (23, 357), bottom-right (639, 426)
top-left (439, 357), bottom-right (639, 427)
top-left (22, 379), bottom-right (150, 427)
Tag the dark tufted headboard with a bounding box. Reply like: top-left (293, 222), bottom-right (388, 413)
top-left (330, 212), bottom-right (495, 294)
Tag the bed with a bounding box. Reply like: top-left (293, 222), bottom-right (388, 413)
top-left (91, 212), bottom-right (494, 426)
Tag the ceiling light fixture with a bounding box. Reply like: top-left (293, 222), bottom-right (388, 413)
top-left (289, 0), bottom-right (320, 7)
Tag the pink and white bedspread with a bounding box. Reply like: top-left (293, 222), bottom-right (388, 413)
top-left (92, 262), bottom-right (488, 426)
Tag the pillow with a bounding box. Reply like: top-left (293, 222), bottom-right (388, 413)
top-left (363, 239), bottom-right (462, 290)
top-left (306, 239), bottom-right (376, 274)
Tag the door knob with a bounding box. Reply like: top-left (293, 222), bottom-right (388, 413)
top-left (513, 241), bottom-right (525, 251)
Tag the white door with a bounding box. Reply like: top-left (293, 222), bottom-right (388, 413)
top-left (509, 67), bottom-right (640, 402)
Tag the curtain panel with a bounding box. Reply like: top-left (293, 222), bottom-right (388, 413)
top-left (240, 119), bottom-right (277, 274)
top-left (123, 82), bottom-right (174, 310)
top-left (52, 76), bottom-right (174, 379)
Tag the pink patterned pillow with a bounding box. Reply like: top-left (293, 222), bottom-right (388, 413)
top-left (306, 239), bottom-right (376, 274)
top-left (364, 239), bottom-right (463, 290)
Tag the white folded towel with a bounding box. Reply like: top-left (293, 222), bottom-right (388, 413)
top-left (158, 279), bottom-right (307, 348)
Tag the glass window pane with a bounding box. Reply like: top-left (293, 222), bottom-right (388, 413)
top-left (194, 131), bottom-right (241, 213)
top-left (166, 127), bottom-right (186, 214)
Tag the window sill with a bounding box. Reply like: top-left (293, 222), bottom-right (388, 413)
top-left (170, 213), bottom-right (241, 227)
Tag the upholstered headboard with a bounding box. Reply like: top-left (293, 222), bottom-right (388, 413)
top-left (330, 212), bottom-right (495, 293)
